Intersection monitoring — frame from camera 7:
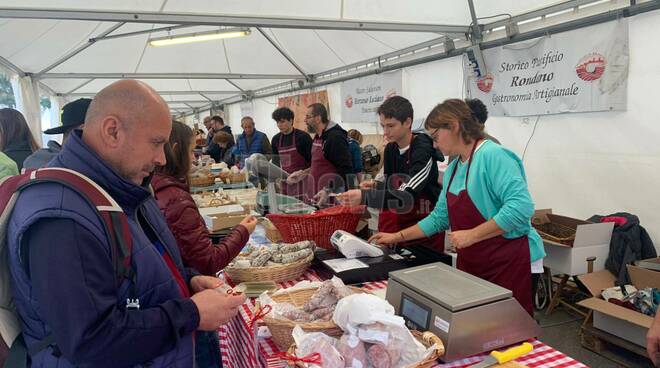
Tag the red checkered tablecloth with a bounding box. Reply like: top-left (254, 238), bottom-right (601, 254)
top-left (218, 271), bottom-right (587, 368)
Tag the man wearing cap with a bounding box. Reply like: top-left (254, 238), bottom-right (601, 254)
top-left (23, 98), bottom-right (92, 170)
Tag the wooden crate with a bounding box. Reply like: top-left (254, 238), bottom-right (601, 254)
top-left (580, 312), bottom-right (652, 366)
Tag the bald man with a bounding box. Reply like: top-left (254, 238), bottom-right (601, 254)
top-left (5, 80), bottom-right (245, 367)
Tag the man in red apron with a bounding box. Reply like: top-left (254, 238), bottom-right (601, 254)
top-left (444, 140), bottom-right (533, 315)
top-left (271, 107), bottom-right (312, 199)
top-left (338, 96), bottom-right (445, 251)
top-left (287, 103), bottom-right (356, 204)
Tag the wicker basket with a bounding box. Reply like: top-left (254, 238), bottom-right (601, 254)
top-left (283, 330), bottom-right (445, 367)
top-left (257, 286), bottom-right (365, 351)
top-left (190, 175), bottom-right (215, 187)
top-left (267, 205), bottom-right (365, 249)
top-left (229, 172), bottom-right (247, 183)
top-left (217, 171), bottom-right (247, 183)
top-left (265, 227), bottom-right (283, 243)
top-left (533, 220), bottom-right (576, 246)
top-left (224, 253), bottom-right (313, 284)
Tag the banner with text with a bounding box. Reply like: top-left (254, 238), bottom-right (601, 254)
top-left (468, 19), bottom-right (628, 116)
top-left (278, 90), bottom-right (329, 131)
top-left (341, 70), bottom-right (402, 124)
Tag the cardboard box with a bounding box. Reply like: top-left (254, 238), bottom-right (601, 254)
top-left (199, 204), bottom-right (248, 231)
top-left (635, 257), bottom-right (660, 272)
top-left (533, 209), bottom-right (614, 275)
top-left (578, 263), bottom-right (660, 347)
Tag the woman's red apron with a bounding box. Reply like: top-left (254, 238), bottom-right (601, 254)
top-left (307, 135), bottom-right (339, 202)
top-left (445, 140), bottom-right (533, 316)
top-left (278, 130), bottom-right (308, 199)
top-left (378, 138), bottom-right (444, 252)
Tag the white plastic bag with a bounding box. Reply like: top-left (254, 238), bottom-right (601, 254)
top-left (332, 294), bottom-right (432, 368)
top-left (292, 325), bottom-right (344, 368)
top-left (257, 292), bottom-right (298, 321)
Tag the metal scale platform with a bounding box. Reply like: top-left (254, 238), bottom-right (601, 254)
top-left (386, 262), bottom-right (541, 361)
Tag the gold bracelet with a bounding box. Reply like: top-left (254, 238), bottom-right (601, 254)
top-left (398, 231), bottom-right (405, 241)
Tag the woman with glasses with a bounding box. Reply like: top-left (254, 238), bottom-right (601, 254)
top-left (369, 99), bottom-right (544, 316)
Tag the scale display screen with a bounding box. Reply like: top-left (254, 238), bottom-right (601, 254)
top-left (400, 293), bottom-right (430, 330)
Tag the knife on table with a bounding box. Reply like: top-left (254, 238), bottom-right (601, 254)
top-left (470, 342), bottom-right (533, 368)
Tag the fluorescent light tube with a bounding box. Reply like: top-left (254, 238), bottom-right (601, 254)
top-left (149, 28), bottom-right (250, 47)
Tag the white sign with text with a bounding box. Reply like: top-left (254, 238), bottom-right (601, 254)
top-left (468, 19), bottom-right (628, 116)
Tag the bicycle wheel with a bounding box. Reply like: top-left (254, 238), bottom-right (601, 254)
top-left (535, 274), bottom-right (549, 310)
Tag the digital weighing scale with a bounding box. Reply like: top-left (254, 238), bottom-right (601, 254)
top-left (312, 230), bottom-right (452, 284)
top-left (386, 262), bottom-right (541, 362)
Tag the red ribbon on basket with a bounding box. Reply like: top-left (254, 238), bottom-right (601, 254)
top-left (248, 304), bottom-right (272, 331)
top-left (274, 352), bottom-right (323, 365)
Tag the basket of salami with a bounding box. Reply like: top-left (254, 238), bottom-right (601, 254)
top-left (224, 241), bottom-right (314, 284)
top-left (255, 279), bottom-right (366, 351)
top-left (284, 330), bottom-right (444, 368)
top-left (277, 291), bottom-right (445, 368)
top-left (267, 205), bottom-right (365, 249)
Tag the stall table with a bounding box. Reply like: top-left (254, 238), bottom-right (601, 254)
top-left (217, 270), bottom-right (588, 368)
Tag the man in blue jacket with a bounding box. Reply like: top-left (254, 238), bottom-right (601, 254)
top-left (234, 116), bottom-right (272, 167)
top-left (6, 80), bottom-right (246, 367)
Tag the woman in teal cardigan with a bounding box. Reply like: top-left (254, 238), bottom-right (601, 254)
top-left (370, 99), bottom-right (544, 315)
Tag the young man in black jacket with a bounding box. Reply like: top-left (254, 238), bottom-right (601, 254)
top-left (338, 96), bottom-right (445, 251)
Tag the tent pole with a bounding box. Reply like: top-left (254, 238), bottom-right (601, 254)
top-left (256, 28), bottom-right (309, 79)
top-left (65, 90), bottom-right (240, 96)
top-left (35, 22), bottom-right (125, 77)
top-left (466, 0), bottom-right (482, 43)
top-left (36, 73), bottom-right (301, 80)
top-left (65, 79), bottom-right (95, 95)
top-left (225, 79), bottom-right (246, 93)
top-left (0, 8), bottom-right (469, 35)
top-left (91, 24), bottom-right (194, 42)
top-left (247, 0), bottom-right (660, 101)
top-left (0, 55), bottom-right (25, 76)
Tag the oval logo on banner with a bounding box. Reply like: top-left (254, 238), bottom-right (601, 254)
top-left (477, 74), bottom-right (494, 93)
top-left (345, 95), bottom-right (353, 108)
top-left (576, 53), bottom-right (606, 81)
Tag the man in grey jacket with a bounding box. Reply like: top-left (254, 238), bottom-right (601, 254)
top-left (23, 98), bottom-right (91, 169)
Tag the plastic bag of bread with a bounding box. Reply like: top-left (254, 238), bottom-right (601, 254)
top-left (336, 334), bottom-right (367, 368)
top-left (292, 326), bottom-right (344, 368)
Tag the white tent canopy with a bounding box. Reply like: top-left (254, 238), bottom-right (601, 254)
top-left (1, 0), bottom-right (646, 116)
top-left (3, 1), bottom-right (660, 246)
